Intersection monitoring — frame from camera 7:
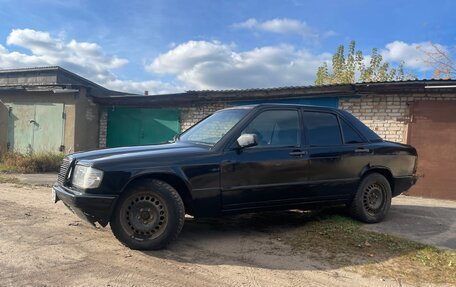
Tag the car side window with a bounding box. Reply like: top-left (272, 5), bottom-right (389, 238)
top-left (241, 110), bottom-right (300, 148)
top-left (340, 119), bottom-right (365, 144)
top-left (303, 111), bottom-right (342, 146)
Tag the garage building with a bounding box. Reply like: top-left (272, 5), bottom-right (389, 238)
top-left (94, 80), bottom-right (456, 201)
top-left (0, 66), bottom-right (455, 200)
top-left (0, 66), bottom-right (125, 154)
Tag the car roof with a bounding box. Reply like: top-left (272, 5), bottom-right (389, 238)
top-left (221, 103), bottom-right (340, 112)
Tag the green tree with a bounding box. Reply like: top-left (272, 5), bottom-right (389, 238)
top-left (315, 41), bottom-right (413, 85)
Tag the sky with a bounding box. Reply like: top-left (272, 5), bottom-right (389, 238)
top-left (0, 0), bottom-right (454, 94)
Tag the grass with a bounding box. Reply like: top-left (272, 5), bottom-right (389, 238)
top-left (0, 175), bottom-right (20, 184)
top-left (282, 214), bottom-right (456, 285)
top-left (0, 152), bottom-right (63, 173)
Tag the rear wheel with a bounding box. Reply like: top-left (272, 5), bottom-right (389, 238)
top-left (349, 173), bottom-right (392, 223)
top-left (110, 179), bottom-right (185, 250)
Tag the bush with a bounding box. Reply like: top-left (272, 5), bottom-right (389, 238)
top-left (0, 152), bottom-right (64, 173)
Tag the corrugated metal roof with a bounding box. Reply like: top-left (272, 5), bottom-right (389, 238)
top-left (95, 78), bottom-right (456, 107)
top-left (1, 66), bottom-right (454, 101)
top-left (0, 66), bottom-right (128, 96)
top-left (0, 66), bottom-right (61, 74)
top-left (188, 83), bottom-right (347, 93)
top-left (189, 78), bottom-right (456, 93)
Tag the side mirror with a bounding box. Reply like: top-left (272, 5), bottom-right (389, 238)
top-left (236, 133), bottom-right (258, 149)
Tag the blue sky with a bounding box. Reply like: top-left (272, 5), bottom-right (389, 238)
top-left (0, 0), bottom-right (454, 93)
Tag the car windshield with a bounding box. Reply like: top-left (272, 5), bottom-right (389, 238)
top-left (179, 109), bottom-right (249, 145)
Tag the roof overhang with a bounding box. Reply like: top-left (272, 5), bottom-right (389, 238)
top-left (354, 80), bottom-right (456, 94)
top-left (0, 85), bottom-right (80, 94)
top-left (92, 85), bottom-right (357, 107)
top-left (93, 79), bottom-right (456, 107)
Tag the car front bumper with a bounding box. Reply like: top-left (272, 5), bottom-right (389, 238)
top-left (53, 184), bottom-right (118, 226)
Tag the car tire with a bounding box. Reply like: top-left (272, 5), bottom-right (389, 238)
top-left (349, 173), bottom-right (392, 223)
top-left (110, 179), bottom-right (185, 250)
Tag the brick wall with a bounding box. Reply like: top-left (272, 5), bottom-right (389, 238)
top-left (180, 102), bottom-right (230, 131)
top-left (99, 109), bottom-right (108, 148)
top-left (339, 93), bottom-right (456, 143)
top-left (98, 93), bottom-right (456, 148)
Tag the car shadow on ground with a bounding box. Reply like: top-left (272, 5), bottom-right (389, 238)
top-left (141, 204), bottom-right (455, 272)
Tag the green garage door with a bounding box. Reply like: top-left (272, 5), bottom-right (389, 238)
top-left (107, 108), bottom-right (180, 148)
top-left (7, 103), bottom-right (65, 153)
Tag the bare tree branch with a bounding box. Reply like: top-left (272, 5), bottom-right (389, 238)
top-left (419, 43), bottom-right (455, 79)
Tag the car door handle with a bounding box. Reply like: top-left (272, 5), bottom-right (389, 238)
top-left (289, 151), bottom-right (308, 156)
top-left (354, 148), bottom-right (370, 153)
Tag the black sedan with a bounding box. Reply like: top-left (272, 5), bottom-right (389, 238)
top-left (53, 104), bottom-right (418, 250)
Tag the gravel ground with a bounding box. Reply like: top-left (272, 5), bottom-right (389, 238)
top-left (0, 183), bottom-right (445, 287)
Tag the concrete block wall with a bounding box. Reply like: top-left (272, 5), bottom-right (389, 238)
top-left (339, 93), bottom-right (456, 143)
top-left (73, 88), bottom-right (100, 152)
top-left (0, 101), bottom-right (8, 153)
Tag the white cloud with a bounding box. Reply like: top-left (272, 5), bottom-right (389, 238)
top-left (0, 28), bottom-right (180, 94)
top-left (381, 41), bottom-right (448, 71)
top-left (234, 18), bottom-right (309, 34)
top-left (2, 28), bottom-right (448, 94)
top-left (148, 41), bottom-right (235, 74)
top-left (322, 30), bottom-right (338, 38)
top-left (5, 29), bottom-right (128, 73)
top-left (231, 18), bottom-right (334, 39)
top-left (147, 40), bottom-right (331, 90)
top-left (147, 39), bottom-right (451, 90)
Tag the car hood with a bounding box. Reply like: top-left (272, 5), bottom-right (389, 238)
top-left (68, 141), bottom-right (210, 165)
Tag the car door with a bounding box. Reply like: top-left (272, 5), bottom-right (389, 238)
top-left (303, 110), bottom-right (370, 200)
top-left (220, 108), bottom-right (311, 210)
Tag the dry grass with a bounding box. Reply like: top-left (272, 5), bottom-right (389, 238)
top-left (282, 214), bottom-right (455, 285)
top-left (0, 175), bottom-right (20, 184)
top-left (0, 152), bottom-right (63, 173)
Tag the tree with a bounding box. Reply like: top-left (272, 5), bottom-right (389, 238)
top-left (419, 43), bottom-right (455, 79)
top-left (315, 41), bottom-right (413, 85)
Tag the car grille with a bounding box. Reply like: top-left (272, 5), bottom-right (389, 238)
top-left (57, 157), bottom-right (72, 186)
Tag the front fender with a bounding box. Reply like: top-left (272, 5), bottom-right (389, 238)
top-left (120, 167), bottom-right (193, 196)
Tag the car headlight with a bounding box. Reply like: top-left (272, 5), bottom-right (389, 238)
top-left (72, 165), bottom-right (104, 189)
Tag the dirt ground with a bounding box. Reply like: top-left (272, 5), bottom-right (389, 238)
top-left (0, 183), bottom-right (451, 287)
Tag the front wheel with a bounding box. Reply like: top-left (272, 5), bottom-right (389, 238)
top-left (110, 179), bottom-right (185, 250)
top-left (349, 173), bottom-right (392, 223)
